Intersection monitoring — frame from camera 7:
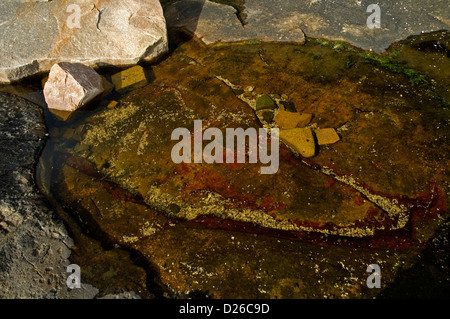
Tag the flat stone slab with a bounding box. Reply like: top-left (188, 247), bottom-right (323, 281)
top-left (0, 0), bottom-right (168, 83)
top-left (275, 110), bottom-right (310, 129)
top-left (165, 0), bottom-right (449, 52)
top-left (39, 35), bottom-right (450, 298)
top-left (315, 128), bottom-right (340, 145)
top-left (165, 0), bottom-right (306, 44)
top-left (110, 65), bottom-right (148, 92)
top-left (279, 127), bottom-right (316, 158)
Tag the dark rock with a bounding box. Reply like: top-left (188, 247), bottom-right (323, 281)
top-left (279, 100), bottom-right (296, 113)
top-left (255, 94), bottom-right (276, 110)
top-left (262, 110), bottom-right (274, 123)
top-left (0, 92), bottom-right (99, 298)
top-left (37, 32), bottom-right (450, 298)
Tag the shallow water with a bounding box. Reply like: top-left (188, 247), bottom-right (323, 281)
top-left (3, 31), bottom-right (449, 298)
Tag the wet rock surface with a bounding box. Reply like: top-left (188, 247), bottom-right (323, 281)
top-left (38, 31), bottom-right (450, 298)
top-left (0, 92), bottom-right (99, 298)
top-left (164, 0), bottom-right (449, 52)
top-left (279, 128), bottom-right (316, 158)
top-left (165, 0), bottom-right (306, 45)
top-left (0, 92), bottom-right (147, 298)
top-left (274, 110), bottom-right (310, 129)
top-left (0, 0), bottom-right (168, 83)
top-left (315, 128), bottom-right (340, 145)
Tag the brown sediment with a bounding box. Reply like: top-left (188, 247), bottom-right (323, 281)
top-left (324, 179), bottom-right (337, 188)
top-left (181, 214), bottom-right (413, 250)
top-left (259, 196), bottom-right (287, 213)
top-left (304, 156), bottom-right (446, 215)
top-left (64, 152), bottom-right (102, 178)
top-left (184, 168), bottom-right (259, 210)
top-left (28, 28), bottom-right (450, 298)
top-left (353, 196), bottom-right (365, 206)
top-left (371, 160), bottom-right (384, 170)
top-left (62, 149), bottom-right (446, 251)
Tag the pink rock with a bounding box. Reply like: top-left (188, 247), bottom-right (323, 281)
top-left (44, 62), bottom-right (106, 112)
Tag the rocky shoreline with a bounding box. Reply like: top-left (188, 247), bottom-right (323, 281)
top-left (0, 0), bottom-right (449, 299)
top-left (0, 92), bottom-right (99, 298)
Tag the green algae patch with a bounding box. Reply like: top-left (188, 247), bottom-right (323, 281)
top-left (256, 94), bottom-right (277, 110)
top-left (359, 52), bottom-right (429, 86)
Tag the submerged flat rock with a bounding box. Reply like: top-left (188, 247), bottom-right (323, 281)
top-left (315, 128), bottom-right (340, 145)
top-left (41, 33), bottom-right (450, 298)
top-left (279, 128), bottom-right (316, 157)
top-left (0, 0), bottom-right (168, 83)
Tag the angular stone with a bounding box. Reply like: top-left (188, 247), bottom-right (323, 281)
top-left (0, 0), bottom-right (168, 83)
top-left (297, 113), bottom-right (313, 128)
top-left (274, 110), bottom-right (310, 129)
top-left (315, 128), bottom-right (340, 145)
top-left (110, 66), bottom-right (147, 92)
top-left (256, 94), bottom-right (276, 111)
top-left (107, 101), bottom-right (119, 109)
top-left (165, 0), bottom-right (306, 45)
top-left (279, 128), bottom-right (316, 158)
top-left (43, 62), bottom-right (106, 112)
top-left (48, 110), bottom-right (73, 121)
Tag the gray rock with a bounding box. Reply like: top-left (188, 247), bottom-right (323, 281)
top-left (43, 62), bottom-right (105, 112)
top-left (165, 0), bottom-right (449, 52)
top-left (166, 0), bottom-right (305, 44)
top-left (0, 92), bottom-right (97, 298)
top-left (0, 0), bottom-right (168, 83)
